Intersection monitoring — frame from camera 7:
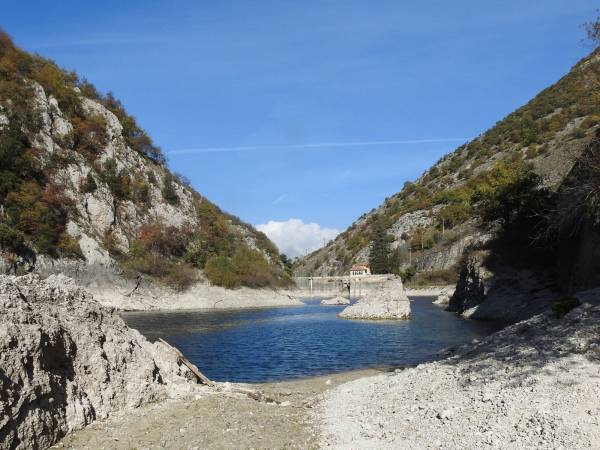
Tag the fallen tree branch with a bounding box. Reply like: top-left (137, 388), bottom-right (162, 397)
top-left (158, 338), bottom-right (215, 386)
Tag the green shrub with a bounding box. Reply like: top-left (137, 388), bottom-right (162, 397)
top-left (161, 174), bottom-right (179, 205)
top-left (131, 175), bottom-right (150, 205)
top-left (162, 263), bottom-right (198, 291)
top-left (399, 265), bottom-right (416, 282)
top-left (551, 297), bottom-right (580, 318)
top-left (33, 62), bottom-right (82, 117)
top-left (204, 246), bottom-right (286, 289)
top-left (580, 115), bottom-right (600, 129)
top-left (525, 145), bottom-right (538, 159)
top-left (98, 158), bottom-right (131, 201)
top-left (204, 255), bottom-right (239, 288)
top-left (410, 268), bottom-right (459, 287)
top-left (439, 202), bottom-right (472, 228)
top-left (0, 223), bottom-right (25, 253)
top-left (79, 172), bottom-right (97, 194)
top-left (57, 232), bottom-right (83, 259)
top-left (71, 114), bottom-right (108, 159)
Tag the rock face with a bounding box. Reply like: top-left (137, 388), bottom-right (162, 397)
top-left (339, 278), bottom-right (410, 319)
top-left (448, 254), bottom-right (560, 324)
top-left (321, 303), bottom-right (600, 449)
top-left (447, 256), bottom-right (486, 314)
top-left (321, 296), bottom-right (351, 305)
top-left (0, 274), bottom-right (197, 450)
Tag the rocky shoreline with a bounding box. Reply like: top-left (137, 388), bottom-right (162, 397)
top-left (320, 299), bottom-right (600, 449)
top-left (57, 298), bottom-right (600, 449)
top-left (90, 283), bottom-right (302, 311)
top-left (30, 259), bottom-right (303, 312)
top-left (405, 285), bottom-right (456, 298)
top-left (4, 274), bottom-right (600, 449)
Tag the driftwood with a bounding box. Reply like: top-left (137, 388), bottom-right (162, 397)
top-left (158, 339), bottom-right (282, 404)
top-left (158, 338), bottom-right (215, 386)
top-left (124, 274), bottom-right (143, 297)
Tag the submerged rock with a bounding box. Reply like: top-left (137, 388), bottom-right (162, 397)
top-left (434, 294), bottom-right (450, 305)
top-left (339, 277), bottom-right (410, 319)
top-left (0, 274), bottom-right (198, 450)
top-left (321, 296), bottom-right (351, 305)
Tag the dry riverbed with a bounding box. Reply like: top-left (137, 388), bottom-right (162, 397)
top-left (54, 369), bottom-right (382, 450)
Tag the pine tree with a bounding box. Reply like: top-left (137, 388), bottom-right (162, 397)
top-left (369, 221), bottom-right (390, 274)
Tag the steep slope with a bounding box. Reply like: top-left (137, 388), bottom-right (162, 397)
top-left (295, 49), bottom-right (600, 288)
top-left (0, 30), bottom-right (291, 295)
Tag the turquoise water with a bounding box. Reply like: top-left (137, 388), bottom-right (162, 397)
top-left (122, 297), bottom-right (499, 383)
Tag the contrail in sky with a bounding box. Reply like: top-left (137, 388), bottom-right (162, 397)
top-left (168, 137), bottom-right (470, 155)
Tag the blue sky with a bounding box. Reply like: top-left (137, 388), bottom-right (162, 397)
top-left (3, 1), bottom-right (596, 256)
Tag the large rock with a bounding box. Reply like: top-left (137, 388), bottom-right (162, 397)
top-left (0, 274), bottom-right (198, 450)
top-left (448, 254), bottom-right (560, 324)
top-left (339, 277), bottom-right (410, 319)
top-left (447, 256), bottom-right (486, 314)
top-left (321, 296), bottom-right (351, 305)
top-left (434, 294), bottom-right (450, 305)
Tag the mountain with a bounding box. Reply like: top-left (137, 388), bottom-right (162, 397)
top-left (295, 48), bottom-right (600, 315)
top-left (0, 30), bottom-right (291, 292)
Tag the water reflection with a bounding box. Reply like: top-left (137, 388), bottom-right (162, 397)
top-left (122, 297), bottom-right (499, 383)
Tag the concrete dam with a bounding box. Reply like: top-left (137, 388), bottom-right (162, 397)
top-left (292, 274), bottom-right (395, 297)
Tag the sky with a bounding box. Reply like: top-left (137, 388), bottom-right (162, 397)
top-left (3, 1), bottom-right (597, 257)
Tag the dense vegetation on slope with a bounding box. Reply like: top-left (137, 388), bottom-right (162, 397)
top-left (0, 30), bottom-right (291, 290)
top-left (295, 47), bottom-right (600, 285)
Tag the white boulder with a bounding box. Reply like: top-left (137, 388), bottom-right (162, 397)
top-left (321, 296), bottom-right (351, 305)
top-left (434, 294), bottom-right (450, 305)
top-left (339, 277), bottom-right (410, 319)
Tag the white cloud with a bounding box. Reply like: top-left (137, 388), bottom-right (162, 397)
top-left (256, 218), bottom-right (339, 258)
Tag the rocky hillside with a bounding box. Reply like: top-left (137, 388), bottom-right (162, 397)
top-left (0, 30), bottom-right (290, 291)
top-left (295, 48), bottom-right (600, 290)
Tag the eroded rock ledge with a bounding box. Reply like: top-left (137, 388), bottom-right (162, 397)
top-left (0, 274), bottom-right (199, 450)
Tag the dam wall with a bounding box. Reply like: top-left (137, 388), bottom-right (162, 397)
top-left (293, 274), bottom-right (396, 298)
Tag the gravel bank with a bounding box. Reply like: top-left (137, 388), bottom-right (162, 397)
top-left (405, 285), bottom-right (456, 297)
top-left (89, 283), bottom-right (302, 311)
top-left (57, 370), bottom-right (381, 450)
top-left (320, 303), bottom-right (600, 449)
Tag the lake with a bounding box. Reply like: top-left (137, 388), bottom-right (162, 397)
top-left (122, 297), bottom-right (500, 383)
